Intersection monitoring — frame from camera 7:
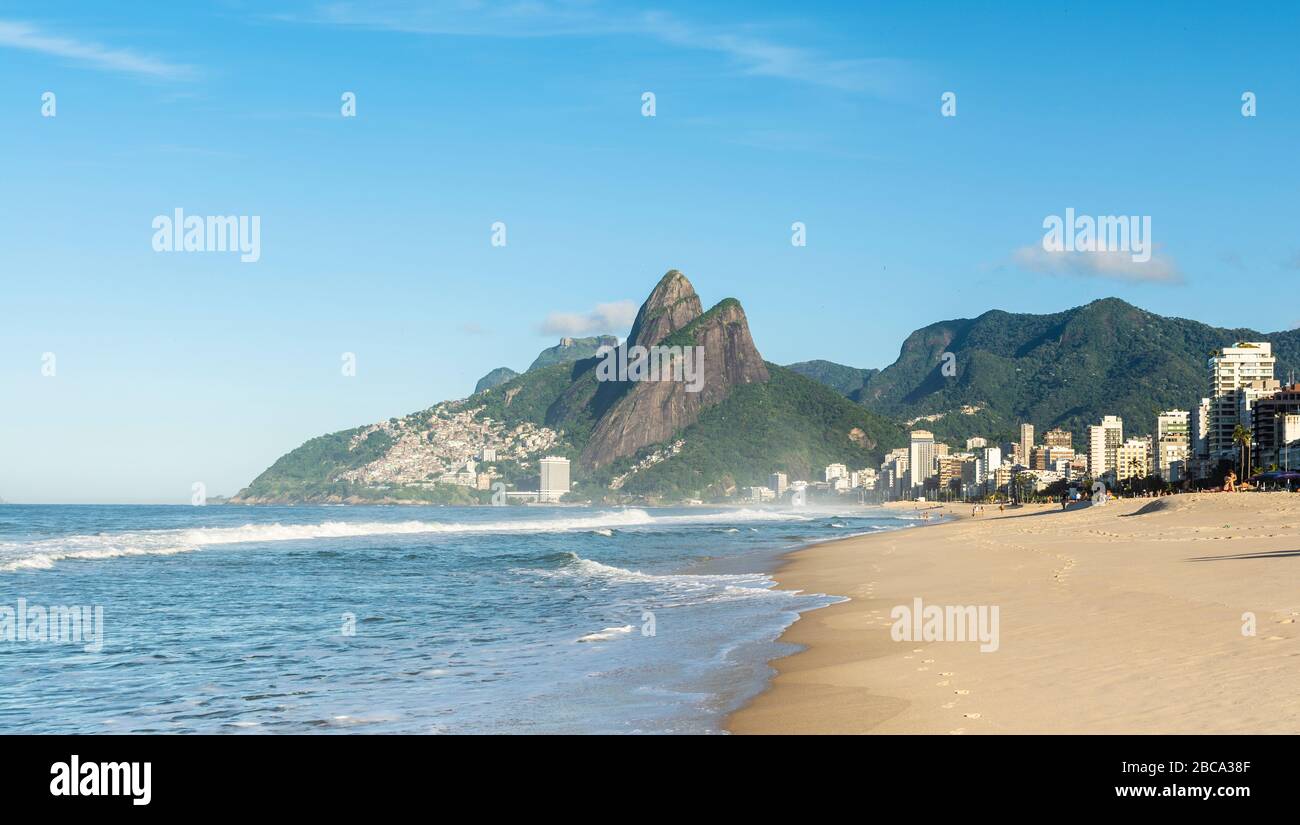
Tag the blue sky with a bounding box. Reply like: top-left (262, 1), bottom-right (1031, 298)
top-left (3, 1), bottom-right (1300, 502)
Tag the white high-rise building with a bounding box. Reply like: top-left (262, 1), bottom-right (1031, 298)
top-left (824, 463), bottom-right (848, 483)
top-left (539, 456), bottom-right (571, 503)
top-left (1208, 343), bottom-right (1276, 460)
top-left (974, 445), bottom-right (1002, 491)
top-left (768, 472), bottom-right (788, 497)
top-left (907, 430), bottom-right (936, 491)
top-left (1192, 398), bottom-right (1210, 458)
top-left (1018, 423), bottom-right (1035, 465)
top-left (1088, 416), bottom-right (1124, 480)
top-left (1156, 410), bottom-right (1190, 482)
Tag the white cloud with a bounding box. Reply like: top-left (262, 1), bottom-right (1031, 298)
top-left (276, 2), bottom-right (908, 93)
top-left (1011, 245), bottom-right (1182, 284)
top-left (538, 300), bottom-right (638, 336)
top-left (0, 20), bottom-right (194, 79)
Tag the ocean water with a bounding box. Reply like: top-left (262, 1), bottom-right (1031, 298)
top-left (0, 504), bottom-right (917, 734)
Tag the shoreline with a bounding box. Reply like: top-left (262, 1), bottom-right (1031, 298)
top-left (725, 500), bottom-right (973, 734)
top-left (727, 494), bottom-right (1300, 734)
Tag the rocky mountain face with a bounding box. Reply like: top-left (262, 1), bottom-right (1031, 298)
top-left (234, 268), bottom-right (906, 503)
top-left (625, 270), bottom-right (704, 349)
top-left (580, 274), bottom-right (769, 469)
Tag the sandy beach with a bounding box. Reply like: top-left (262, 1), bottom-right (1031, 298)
top-left (729, 493), bottom-right (1300, 734)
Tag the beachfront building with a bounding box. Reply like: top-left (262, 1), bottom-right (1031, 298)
top-left (937, 455), bottom-right (970, 498)
top-left (746, 486), bottom-right (776, 503)
top-left (853, 468), bottom-right (878, 491)
top-left (1043, 428), bottom-right (1072, 449)
top-left (1208, 342), bottom-right (1277, 463)
top-left (768, 472), bottom-right (788, 497)
top-left (879, 447), bottom-right (910, 500)
top-left (790, 480), bottom-right (809, 504)
top-left (1031, 443), bottom-right (1076, 471)
top-left (539, 456), bottom-right (571, 503)
top-left (1030, 469), bottom-right (1065, 491)
top-left (879, 465), bottom-right (898, 499)
top-left (993, 464), bottom-right (1015, 496)
top-left (908, 430), bottom-right (936, 492)
top-left (1088, 415), bottom-right (1124, 482)
top-left (1115, 437), bottom-right (1152, 483)
top-left (1155, 410), bottom-right (1190, 482)
top-left (745, 486), bottom-right (773, 502)
top-left (824, 463), bottom-right (848, 483)
top-left (1251, 384), bottom-right (1300, 469)
top-left (974, 446), bottom-right (1002, 494)
top-left (1187, 397), bottom-right (1212, 478)
top-left (1018, 423), bottom-right (1035, 464)
top-left (961, 458), bottom-right (979, 492)
top-left (1048, 446), bottom-right (1075, 468)
top-left (439, 459), bottom-right (481, 487)
top-left (1278, 414), bottom-right (1300, 471)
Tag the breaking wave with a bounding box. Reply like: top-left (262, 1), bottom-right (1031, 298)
top-left (0, 508), bottom-right (812, 572)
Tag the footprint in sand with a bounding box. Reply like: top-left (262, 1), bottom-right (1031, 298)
top-left (940, 672), bottom-right (954, 676)
top-left (923, 659), bottom-right (935, 663)
top-left (917, 667), bottom-right (929, 672)
top-left (963, 712), bottom-right (982, 719)
top-left (936, 680), bottom-right (950, 686)
top-left (912, 648), bottom-right (924, 653)
top-left (941, 702), bottom-right (957, 709)
top-left (949, 728), bottom-right (966, 735)
top-left (1279, 619), bottom-right (1296, 624)
top-left (954, 689), bottom-right (970, 695)
top-left (1265, 635), bottom-right (1286, 641)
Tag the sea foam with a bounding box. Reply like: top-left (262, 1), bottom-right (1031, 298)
top-left (0, 508), bottom-right (811, 572)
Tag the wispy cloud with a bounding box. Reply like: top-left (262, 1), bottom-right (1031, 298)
top-left (0, 20), bottom-right (194, 79)
top-left (1011, 245), bottom-right (1182, 284)
top-left (538, 300), bottom-right (637, 336)
top-left (275, 2), bottom-right (909, 93)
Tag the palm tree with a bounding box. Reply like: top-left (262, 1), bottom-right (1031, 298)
top-left (1126, 456), bottom-right (1146, 496)
top-left (1232, 424), bottom-right (1253, 482)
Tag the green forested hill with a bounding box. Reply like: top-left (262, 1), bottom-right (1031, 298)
top-left (850, 298), bottom-right (1300, 447)
top-left (238, 291), bottom-right (1294, 503)
top-left (784, 359), bottom-right (878, 397)
top-left (612, 365), bottom-right (906, 499)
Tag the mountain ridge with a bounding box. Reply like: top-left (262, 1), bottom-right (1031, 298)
top-left (846, 297), bottom-right (1300, 447)
top-left (233, 270), bottom-right (905, 504)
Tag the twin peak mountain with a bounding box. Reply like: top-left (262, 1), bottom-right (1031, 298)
top-left (234, 269), bottom-right (896, 503)
top-left (571, 270), bottom-right (768, 469)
